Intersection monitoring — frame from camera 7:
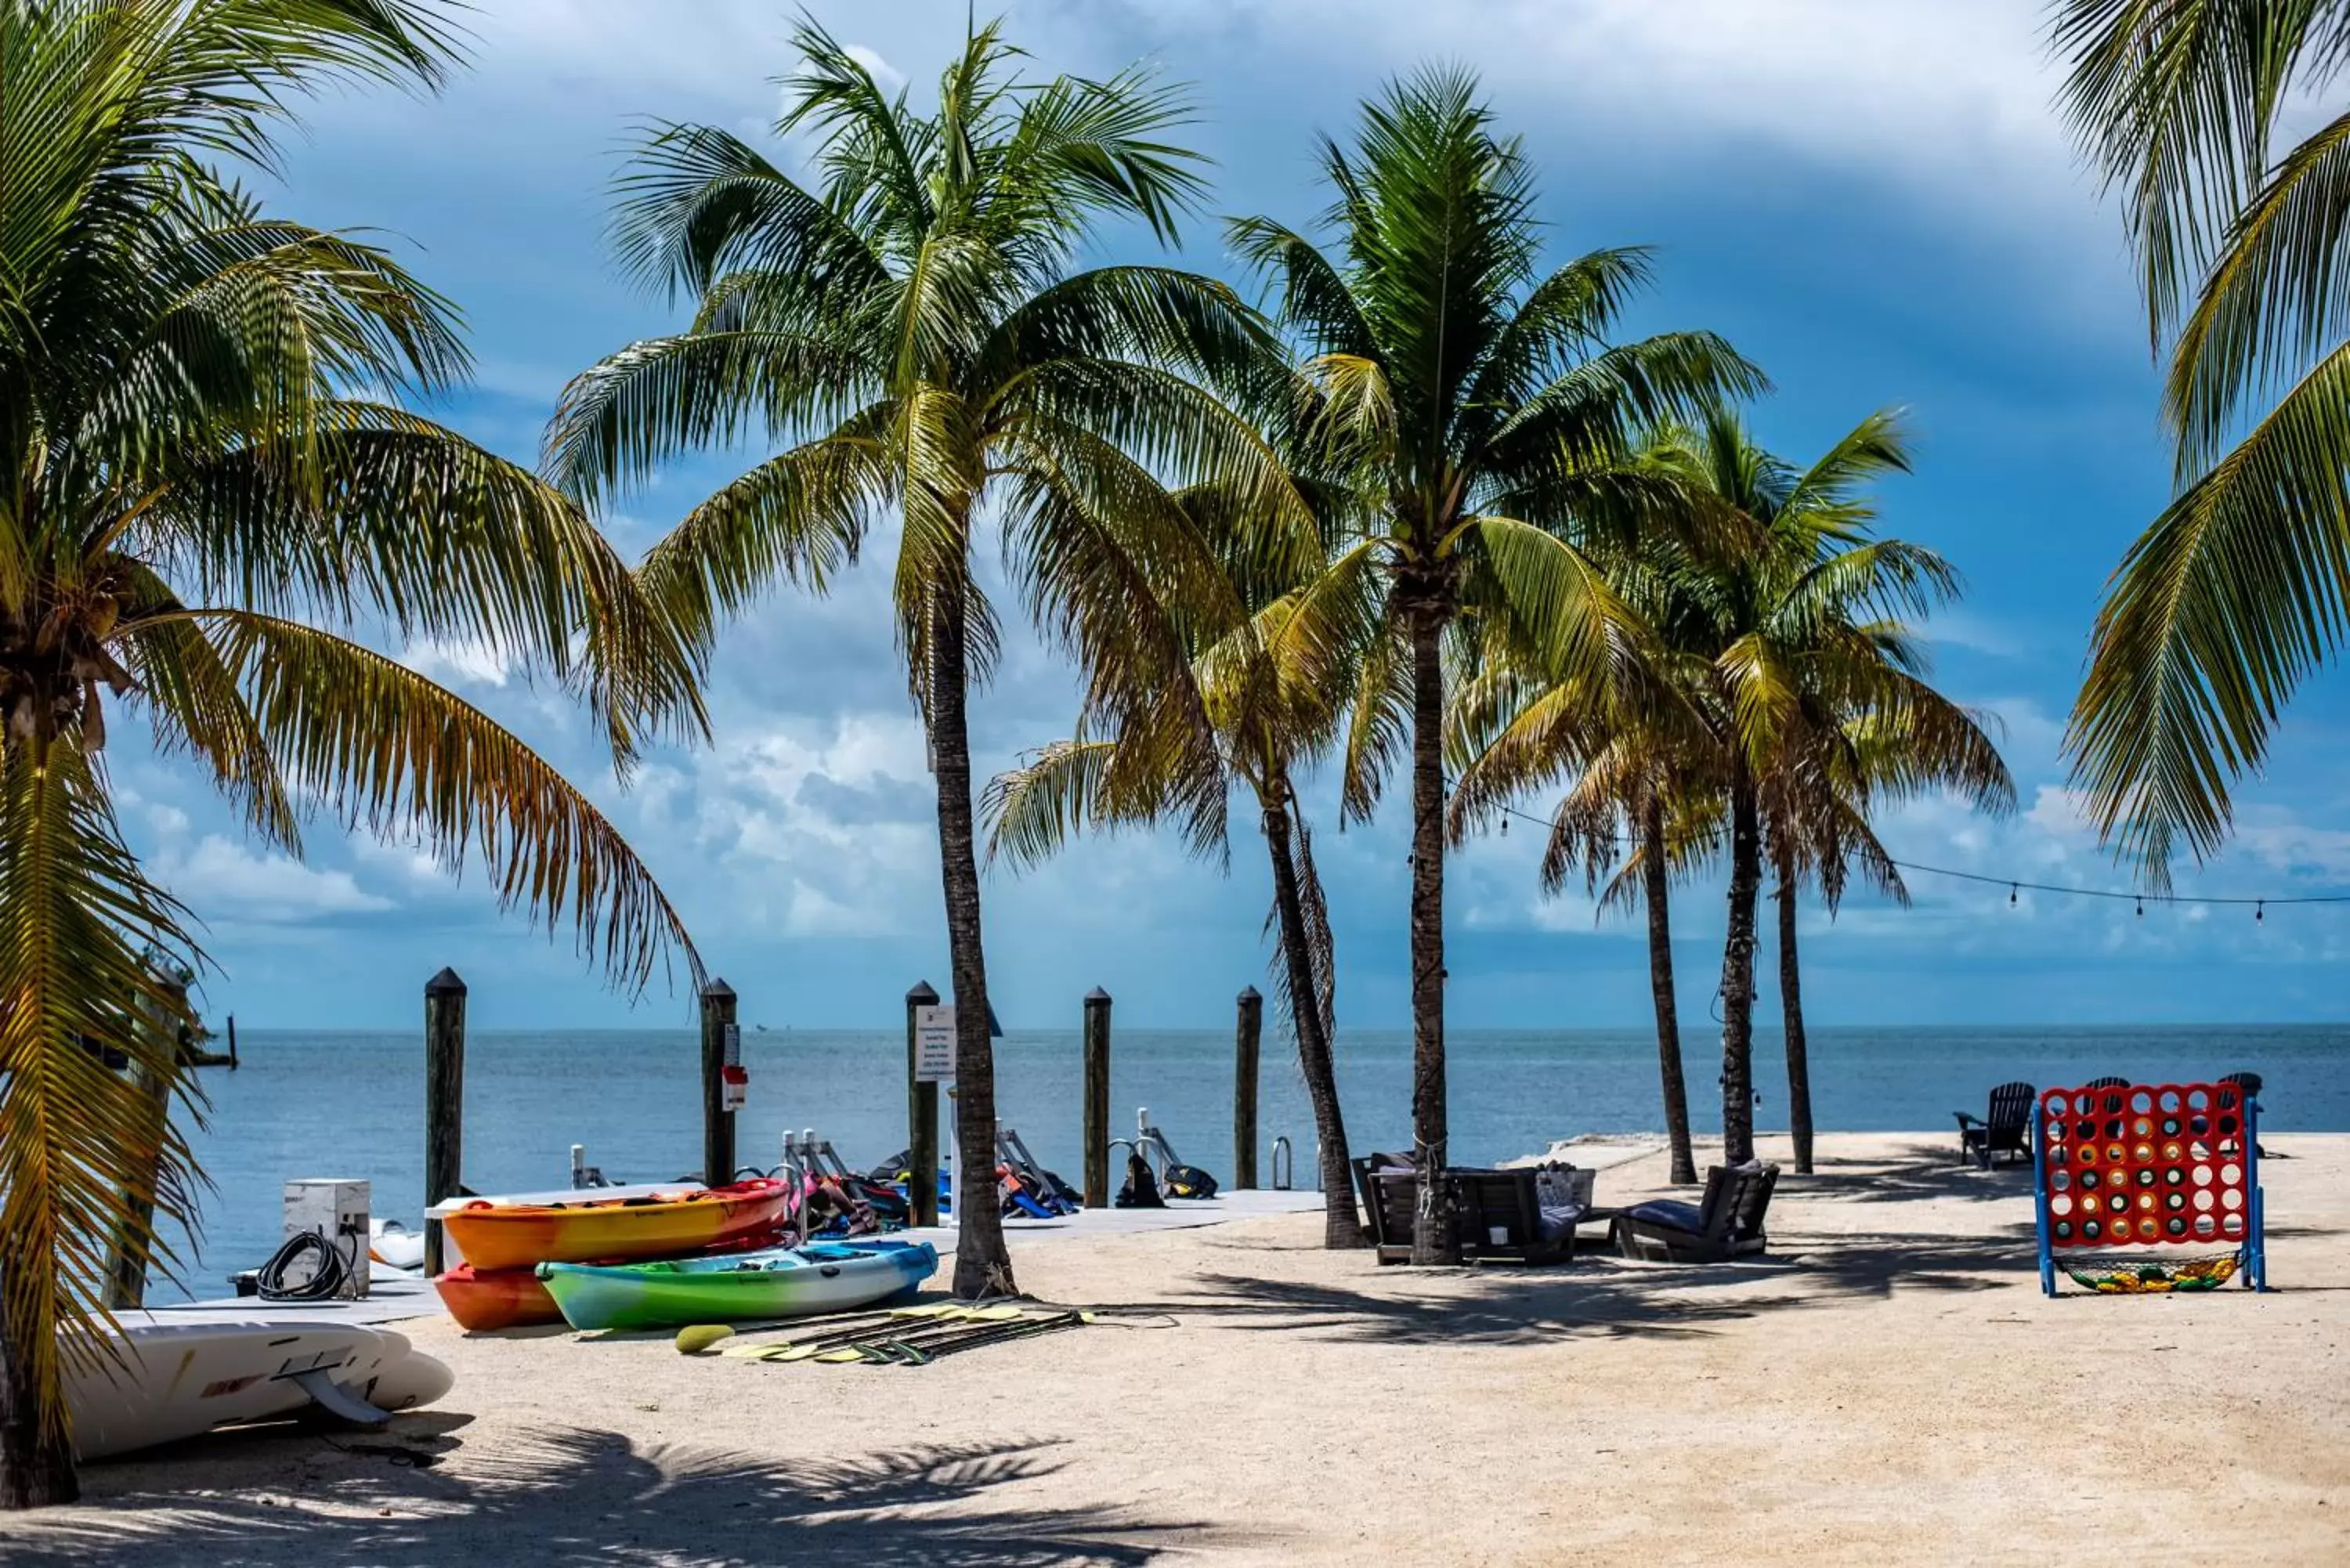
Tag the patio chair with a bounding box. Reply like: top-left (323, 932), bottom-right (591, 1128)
top-left (1955, 1081), bottom-right (2036, 1169)
top-left (2081, 1075), bottom-right (2128, 1091)
top-left (1449, 1168), bottom-right (1574, 1266)
top-left (1612, 1163), bottom-right (1778, 1263)
top-left (1352, 1154), bottom-right (1420, 1265)
top-left (2218, 1071), bottom-right (2269, 1158)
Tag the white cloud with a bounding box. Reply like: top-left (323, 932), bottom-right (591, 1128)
top-left (400, 638), bottom-right (518, 688)
top-left (153, 836), bottom-right (395, 919)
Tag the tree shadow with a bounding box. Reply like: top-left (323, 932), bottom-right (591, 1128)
top-left (1130, 1230), bottom-right (2023, 1350)
top-left (3, 1429), bottom-right (1209, 1567)
top-left (1791, 1141), bottom-right (2041, 1205)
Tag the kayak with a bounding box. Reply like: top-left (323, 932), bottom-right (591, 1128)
top-left (434, 1263), bottom-right (563, 1331)
top-left (537, 1239), bottom-right (939, 1332)
top-left (440, 1178), bottom-right (792, 1270)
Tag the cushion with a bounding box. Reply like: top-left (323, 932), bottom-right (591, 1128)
top-left (1535, 1201), bottom-right (1584, 1241)
top-left (1627, 1198), bottom-right (1706, 1232)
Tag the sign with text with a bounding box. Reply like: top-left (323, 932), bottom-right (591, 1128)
top-left (914, 1005), bottom-right (956, 1082)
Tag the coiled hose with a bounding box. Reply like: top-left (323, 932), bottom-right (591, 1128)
top-left (255, 1230), bottom-right (352, 1302)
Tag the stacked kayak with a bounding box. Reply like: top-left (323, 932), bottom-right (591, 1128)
top-left (435, 1178), bottom-right (794, 1330)
top-left (436, 1262), bottom-right (564, 1331)
top-left (537, 1238), bottom-right (938, 1331)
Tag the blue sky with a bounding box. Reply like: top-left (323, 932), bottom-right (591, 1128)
top-left (128, 0), bottom-right (2350, 1031)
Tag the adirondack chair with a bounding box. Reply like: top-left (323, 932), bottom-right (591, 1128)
top-left (1612, 1164), bottom-right (1779, 1263)
top-left (1955, 1082), bottom-right (2036, 1169)
top-left (2081, 1075), bottom-right (2128, 1091)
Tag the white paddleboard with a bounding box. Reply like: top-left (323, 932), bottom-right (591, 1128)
top-left (66, 1321), bottom-right (432, 1461)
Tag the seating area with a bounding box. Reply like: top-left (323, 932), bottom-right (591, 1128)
top-left (1352, 1154), bottom-right (1779, 1266)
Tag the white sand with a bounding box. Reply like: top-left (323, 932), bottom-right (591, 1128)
top-left (6, 1131), bottom-right (2346, 1566)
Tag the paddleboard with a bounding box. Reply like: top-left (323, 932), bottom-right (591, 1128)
top-left (66, 1321), bottom-right (439, 1461)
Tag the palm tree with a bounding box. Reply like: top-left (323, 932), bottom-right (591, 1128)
top-left (548, 20), bottom-right (1305, 1295)
top-left (1760, 689), bottom-right (2009, 1173)
top-left (1450, 630), bottom-right (1718, 1187)
top-left (2055, 5), bottom-right (2350, 877)
top-left (984, 464), bottom-right (1377, 1247)
top-left (1645, 409), bottom-right (2012, 1164)
top-left (1231, 67), bottom-right (1760, 1261)
top-left (0, 1), bottom-right (703, 1508)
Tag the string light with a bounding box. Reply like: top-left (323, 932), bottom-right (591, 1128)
top-left (1472, 798), bottom-right (2350, 915)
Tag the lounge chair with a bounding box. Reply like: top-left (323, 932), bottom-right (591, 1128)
top-left (1955, 1081), bottom-right (2036, 1169)
top-left (1449, 1168), bottom-right (1574, 1265)
top-left (1353, 1154), bottom-right (1419, 1265)
top-left (1613, 1164), bottom-right (1778, 1263)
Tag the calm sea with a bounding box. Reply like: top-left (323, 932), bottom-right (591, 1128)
top-left (160, 1024), bottom-right (2349, 1299)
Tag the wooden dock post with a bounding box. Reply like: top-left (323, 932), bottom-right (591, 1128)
top-left (1234, 985), bottom-right (1262, 1190)
top-left (102, 977), bottom-right (183, 1310)
top-left (700, 977), bottom-right (738, 1186)
top-left (422, 967), bottom-right (467, 1277)
top-left (906, 981), bottom-right (940, 1227)
top-left (1083, 987), bottom-right (1112, 1209)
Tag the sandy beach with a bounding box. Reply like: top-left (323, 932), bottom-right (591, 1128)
top-left (6, 1130), bottom-right (2345, 1566)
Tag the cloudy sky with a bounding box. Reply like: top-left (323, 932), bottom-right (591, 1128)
top-left (134, 0), bottom-right (2350, 1031)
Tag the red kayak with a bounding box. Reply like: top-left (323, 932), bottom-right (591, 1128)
top-left (435, 1264), bottom-right (562, 1331)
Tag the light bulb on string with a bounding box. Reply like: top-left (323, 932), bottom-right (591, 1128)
top-left (2009, 883), bottom-right (2018, 906)
top-left (2135, 894), bottom-right (2144, 918)
top-left (2256, 900), bottom-right (2265, 924)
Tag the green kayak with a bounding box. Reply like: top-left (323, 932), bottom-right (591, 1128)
top-left (536, 1239), bottom-right (938, 1332)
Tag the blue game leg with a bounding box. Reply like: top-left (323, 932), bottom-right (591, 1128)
top-left (2033, 1110), bottom-right (2055, 1297)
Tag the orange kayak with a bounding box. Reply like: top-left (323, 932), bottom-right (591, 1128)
top-left (435, 1264), bottom-right (562, 1331)
top-left (439, 1179), bottom-right (794, 1271)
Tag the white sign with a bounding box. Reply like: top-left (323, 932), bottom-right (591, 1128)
top-left (914, 1005), bottom-right (956, 1082)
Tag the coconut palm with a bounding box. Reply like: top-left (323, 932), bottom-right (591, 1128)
top-left (548, 20), bottom-right (1307, 1295)
top-left (983, 461), bottom-right (1377, 1247)
top-left (1759, 692), bottom-right (2009, 1173)
top-left (1230, 67), bottom-right (1761, 1261)
top-left (1449, 617), bottom-right (1719, 1187)
top-left (2055, 3), bottom-right (2350, 878)
top-left (1647, 409), bottom-right (2012, 1164)
top-left (0, 0), bottom-right (703, 1507)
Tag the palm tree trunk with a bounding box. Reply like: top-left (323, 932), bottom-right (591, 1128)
top-left (1406, 602), bottom-right (1456, 1265)
top-left (927, 571), bottom-right (1014, 1298)
top-left (1262, 797), bottom-right (1363, 1248)
top-left (1777, 875), bottom-right (1815, 1176)
top-left (1718, 757), bottom-right (1762, 1166)
top-left (1640, 798), bottom-right (1698, 1186)
top-left (0, 1302), bottom-right (76, 1508)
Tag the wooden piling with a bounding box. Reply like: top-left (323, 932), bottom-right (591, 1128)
top-left (1234, 985), bottom-right (1262, 1190)
top-left (1083, 987), bottom-right (1112, 1209)
top-left (225, 1013), bottom-right (238, 1069)
top-left (906, 981), bottom-right (940, 1227)
top-left (102, 979), bottom-right (182, 1310)
top-left (422, 967), bottom-right (467, 1278)
top-left (700, 978), bottom-right (738, 1186)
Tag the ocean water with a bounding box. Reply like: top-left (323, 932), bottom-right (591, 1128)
top-left (160, 1024), bottom-right (2349, 1299)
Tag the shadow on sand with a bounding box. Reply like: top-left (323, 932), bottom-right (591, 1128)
top-left (7, 1429), bottom-right (1210, 1568)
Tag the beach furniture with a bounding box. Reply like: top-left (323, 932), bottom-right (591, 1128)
top-left (1450, 1168), bottom-right (1577, 1265)
top-left (2082, 1075), bottom-right (2128, 1090)
top-left (1353, 1153), bottom-right (1420, 1263)
top-left (537, 1238), bottom-right (939, 1331)
top-left (1955, 1081), bottom-right (2037, 1169)
top-left (1612, 1163), bottom-right (1778, 1263)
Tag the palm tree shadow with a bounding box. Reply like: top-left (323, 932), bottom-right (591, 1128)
top-left (8, 1430), bottom-right (1209, 1567)
top-left (1141, 1230), bottom-right (2021, 1349)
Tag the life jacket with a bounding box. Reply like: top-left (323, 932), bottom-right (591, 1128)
top-left (1114, 1151), bottom-right (1165, 1209)
top-left (1162, 1163), bottom-right (1219, 1201)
